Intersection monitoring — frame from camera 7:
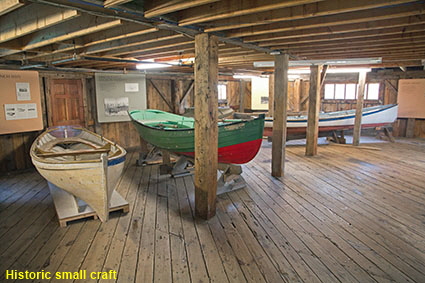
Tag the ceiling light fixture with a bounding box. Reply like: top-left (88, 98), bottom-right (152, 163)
top-left (254, 57), bottom-right (382, 68)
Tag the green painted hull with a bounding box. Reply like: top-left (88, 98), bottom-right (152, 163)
top-left (129, 109), bottom-right (265, 164)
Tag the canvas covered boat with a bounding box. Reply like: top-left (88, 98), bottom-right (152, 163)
top-left (263, 104), bottom-right (398, 139)
top-left (129, 109), bottom-right (265, 164)
top-left (30, 126), bottom-right (126, 222)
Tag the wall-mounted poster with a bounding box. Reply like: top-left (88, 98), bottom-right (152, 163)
top-left (95, 73), bottom-right (147, 123)
top-left (251, 77), bottom-right (269, 110)
top-left (397, 79), bottom-right (425, 119)
top-left (104, 97), bottom-right (129, 116)
top-left (0, 70), bottom-right (43, 135)
top-left (16, 82), bottom-right (31, 100)
top-left (4, 103), bottom-right (38, 120)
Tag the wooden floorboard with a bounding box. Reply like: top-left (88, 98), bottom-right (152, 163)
top-left (0, 139), bottom-right (424, 283)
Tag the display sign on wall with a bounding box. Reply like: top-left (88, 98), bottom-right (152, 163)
top-left (0, 70), bottom-right (43, 135)
top-left (397, 79), bottom-right (425, 119)
top-left (251, 77), bottom-right (270, 110)
top-left (95, 73), bottom-right (147, 123)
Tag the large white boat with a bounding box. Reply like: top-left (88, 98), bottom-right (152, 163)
top-left (30, 126), bottom-right (126, 222)
top-left (263, 104), bottom-right (398, 139)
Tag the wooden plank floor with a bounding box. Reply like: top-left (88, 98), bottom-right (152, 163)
top-left (1, 138), bottom-right (424, 282)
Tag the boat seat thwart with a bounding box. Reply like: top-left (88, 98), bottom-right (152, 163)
top-left (37, 148), bottom-right (111, 158)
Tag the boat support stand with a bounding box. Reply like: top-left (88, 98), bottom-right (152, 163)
top-left (171, 156), bottom-right (246, 195)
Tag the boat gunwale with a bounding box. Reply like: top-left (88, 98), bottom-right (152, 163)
top-left (265, 104), bottom-right (397, 124)
top-left (129, 110), bottom-right (265, 133)
top-left (31, 126), bottom-right (126, 165)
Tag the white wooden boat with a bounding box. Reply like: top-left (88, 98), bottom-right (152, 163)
top-left (263, 104), bottom-right (398, 139)
top-left (30, 126), bottom-right (126, 222)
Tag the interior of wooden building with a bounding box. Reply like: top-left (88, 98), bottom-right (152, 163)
top-left (1, 0), bottom-right (424, 282)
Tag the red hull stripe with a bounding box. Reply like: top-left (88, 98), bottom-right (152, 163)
top-left (180, 139), bottom-right (263, 164)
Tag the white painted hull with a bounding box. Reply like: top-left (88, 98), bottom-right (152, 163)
top-left (31, 126), bottom-right (126, 222)
top-left (263, 104), bottom-right (398, 138)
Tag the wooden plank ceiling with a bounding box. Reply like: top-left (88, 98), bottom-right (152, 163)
top-left (0, 0), bottom-right (424, 73)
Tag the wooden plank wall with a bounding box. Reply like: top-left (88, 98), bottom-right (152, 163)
top-left (226, 80), bottom-right (251, 111)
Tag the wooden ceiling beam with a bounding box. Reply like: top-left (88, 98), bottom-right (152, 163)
top-left (0, 4), bottom-right (79, 44)
top-left (245, 15), bottom-right (425, 43)
top-left (203, 0), bottom-right (419, 33)
top-left (136, 50), bottom-right (195, 61)
top-left (298, 47), bottom-right (425, 58)
top-left (0, 14), bottom-right (122, 52)
top-left (295, 44), bottom-right (425, 57)
top-left (103, 37), bottom-right (193, 57)
top-left (127, 42), bottom-right (194, 59)
top-left (178, 0), bottom-right (322, 26)
top-left (219, 50), bottom-right (257, 57)
top-left (73, 23), bottom-right (157, 47)
top-left (83, 30), bottom-right (183, 55)
top-left (144, 0), bottom-right (220, 18)
top-left (227, 2), bottom-right (425, 38)
top-left (281, 38), bottom-right (425, 54)
top-left (0, 0), bottom-right (24, 16)
top-left (26, 24), bottom-right (157, 60)
top-left (268, 31), bottom-right (425, 50)
top-left (257, 24), bottom-right (425, 47)
top-left (103, 0), bottom-right (132, 8)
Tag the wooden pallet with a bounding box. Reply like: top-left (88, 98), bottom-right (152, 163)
top-left (48, 183), bottom-right (129, 227)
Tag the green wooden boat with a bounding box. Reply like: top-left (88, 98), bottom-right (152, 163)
top-left (129, 109), bottom-right (265, 164)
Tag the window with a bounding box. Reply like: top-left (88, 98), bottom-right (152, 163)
top-left (218, 84), bottom-right (227, 100)
top-left (324, 83), bottom-right (380, 100)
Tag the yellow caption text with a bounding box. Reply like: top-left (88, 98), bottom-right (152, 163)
top-left (5, 270), bottom-right (117, 280)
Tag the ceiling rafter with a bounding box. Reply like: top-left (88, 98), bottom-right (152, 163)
top-left (244, 15), bottom-right (425, 43)
top-left (203, 0), bottom-right (421, 32)
top-left (227, 2), bottom-right (425, 38)
top-left (178, 0), bottom-right (322, 26)
top-left (0, 14), bottom-right (122, 53)
top-left (83, 30), bottom-right (184, 55)
top-left (257, 24), bottom-right (425, 47)
top-left (1, 0), bottom-right (424, 70)
top-left (144, 0), bottom-right (220, 18)
top-left (0, 4), bottom-right (79, 44)
top-left (0, 0), bottom-right (24, 16)
top-left (268, 31), bottom-right (425, 50)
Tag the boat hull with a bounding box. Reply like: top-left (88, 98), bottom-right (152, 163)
top-left (31, 126), bottom-right (126, 222)
top-left (129, 110), bottom-right (265, 164)
top-left (264, 104), bottom-right (398, 139)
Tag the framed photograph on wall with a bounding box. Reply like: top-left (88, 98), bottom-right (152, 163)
top-left (95, 73), bottom-right (147, 123)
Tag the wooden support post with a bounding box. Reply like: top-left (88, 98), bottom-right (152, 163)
top-left (194, 33), bottom-right (218, 219)
top-left (162, 150), bottom-right (171, 166)
top-left (353, 71), bottom-right (367, 146)
top-left (271, 54), bottom-right (289, 177)
top-left (305, 64), bottom-right (322, 156)
top-left (406, 118), bottom-right (415, 138)
top-left (171, 80), bottom-right (179, 114)
top-left (293, 78), bottom-right (301, 113)
top-left (268, 74), bottom-right (275, 117)
top-left (239, 80), bottom-right (245, 112)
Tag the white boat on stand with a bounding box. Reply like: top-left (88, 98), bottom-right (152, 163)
top-left (30, 126), bottom-right (128, 225)
top-left (263, 104), bottom-right (398, 139)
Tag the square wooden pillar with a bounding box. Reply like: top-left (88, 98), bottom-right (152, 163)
top-left (305, 64), bottom-right (322, 156)
top-left (271, 54), bottom-right (289, 177)
top-left (194, 33), bottom-right (218, 219)
top-left (353, 71), bottom-right (367, 146)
